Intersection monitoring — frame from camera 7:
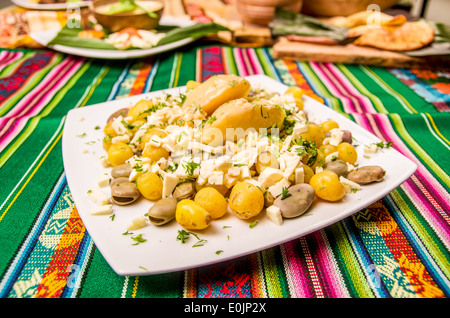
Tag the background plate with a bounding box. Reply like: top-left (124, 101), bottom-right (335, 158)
top-left (62, 75), bottom-right (417, 276)
top-left (12, 0), bottom-right (90, 10)
top-left (30, 17), bottom-right (195, 59)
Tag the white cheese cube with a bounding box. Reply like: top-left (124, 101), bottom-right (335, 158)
top-left (87, 188), bottom-right (110, 206)
top-left (111, 134), bottom-right (130, 144)
top-left (89, 204), bottom-right (112, 215)
top-left (99, 157), bottom-right (110, 167)
top-left (266, 205), bottom-right (283, 226)
top-left (162, 173), bottom-right (179, 198)
top-left (325, 152), bottom-right (339, 163)
top-left (126, 216), bottom-right (148, 231)
top-left (208, 171), bottom-right (224, 185)
top-left (148, 135), bottom-right (162, 147)
top-left (97, 174), bottom-right (110, 188)
top-left (294, 167), bottom-right (305, 184)
top-left (293, 122), bottom-right (308, 135)
top-left (339, 176), bottom-right (362, 193)
top-left (364, 144), bottom-right (378, 154)
top-left (268, 178), bottom-right (290, 198)
top-left (329, 128), bottom-right (344, 146)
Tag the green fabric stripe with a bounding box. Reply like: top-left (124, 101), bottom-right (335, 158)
top-left (400, 113), bottom-right (450, 177)
top-left (326, 223), bottom-right (375, 297)
top-left (260, 246), bottom-right (290, 298)
top-left (222, 46), bottom-right (238, 75)
top-left (0, 129), bottom-right (64, 278)
top-left (149, 54), bottom-right (176, 92)
top-left (336, 64), bottom-right (389, 113)
top-left (388, 114), bottom-right (450, 189)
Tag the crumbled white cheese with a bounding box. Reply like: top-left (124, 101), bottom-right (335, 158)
top-left (268, 178), bottom-right (291, 198)
top-left (339, 176), bottom-right (362, 193)
top-left (89, 204), bottom-right (112, 215)
top-left (87, 188), bottom-right (110, 206)
top-left (126, 216), bottom-right (148, 231)
top-left (266, 205), bottom-right (283, 225)
top-left (97, 174), bottom-right (110, 188)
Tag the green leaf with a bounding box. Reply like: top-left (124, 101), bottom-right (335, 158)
top-left (157, 22), bottom-right (230, 46)
top-left (270, 8), bottom-right (348, 41)
top-left (48, 23), bottom-right (118, 50)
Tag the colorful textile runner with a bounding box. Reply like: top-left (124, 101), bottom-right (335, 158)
top-left (0, 44), bottom-right (449, 298)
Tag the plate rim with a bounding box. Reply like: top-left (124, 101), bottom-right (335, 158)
top-left (29, 17), bottom-right (196, 59)
top-left (62, 74), bottom-right (418, 276)
top-left (11, 0), bottom-right (90, 10)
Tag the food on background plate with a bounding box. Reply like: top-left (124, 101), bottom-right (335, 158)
top-left (104, 27), bottom-right (165, 49)
top-left (88, 74), bottom-right (388, 232)
top-left (348, 18), bottom-right (435, 51)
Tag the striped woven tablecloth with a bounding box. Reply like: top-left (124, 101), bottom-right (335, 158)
top-left (0, 44), bottom-right (449, 299)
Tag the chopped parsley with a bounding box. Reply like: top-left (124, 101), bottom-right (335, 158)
top-left (182, 158), bottom-right (200, 176)
top-left (281, 187), bottom-right (292, 200)
top-left (176, 230), bottom-right (207, 247)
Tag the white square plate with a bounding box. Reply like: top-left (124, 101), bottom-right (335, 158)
top-left (62, 75), bottom-right (417, 276)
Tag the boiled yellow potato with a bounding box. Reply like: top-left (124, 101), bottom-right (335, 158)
top-left (309, 170), bottom-right (345, 202)
top-left (107, 141), bottom-right (134, 166)
top-left (127, 99), bottom-right (154, 122)
top-left (136, 171), bottom-right (163, 201)
top-left (142, 144), bottom-right (169, 163)
top-left (194, 187), bottom-right (228, 219)
top-left (202, 98), bottom-right (285, 146)
top-left (183, 74), bottom-right (251, 116)
top-left (297, 124), bottom-right (325, 148)
top-left (228, 181), bottom-right (264, 219)
top-left (337, 142), bottom-right (358, 165)
top-left (175, 199), bottom-right (212, 230)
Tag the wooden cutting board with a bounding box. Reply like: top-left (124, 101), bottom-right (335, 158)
top-left (272, 37), bottom-right (449, 69)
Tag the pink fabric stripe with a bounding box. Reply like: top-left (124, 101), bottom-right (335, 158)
top-left (313, 230), bottom-right (349, 297)
top-left (1, 56), bottom-right (73, 120)
top-left (282, 240), bottom-right (315, 297)
top-left (233, 47), bottom-right (248, 77)
top-left (0, 51), bottom-right (23, 72)
top-left (309, 62), bottom-right (357, 113)
top-left (0, 57), bottom-right (82, 151)
top-left (247, 48), bottom-right (264, 75)
top-left (324, 63), bottom-right (378, 114)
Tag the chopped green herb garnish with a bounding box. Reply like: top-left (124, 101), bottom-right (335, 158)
top-left (131, 234), bottom-right (147, 245)
top-left (249, 220), bottom-right (258, 228)
top-left (281, 187), bottom-right (292, 200)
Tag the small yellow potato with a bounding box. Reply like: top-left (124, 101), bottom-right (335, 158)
top-left (228, 182), bottom-right (264, 219)
top-left (186, 80), bottom-right (200, 91)
top-left (194, 187), bottom-right (228, 219)
top-left (139, 128), bottom-right (168, 150)
top-left (321, 120), bottom-right (339, 133)
top-left (142, 144), bottom-right (169, 163)
top-left (107, 141), bottom-right (134, 167)
top-left (175, 199), bottom-right (212, 230)
top-left (337, 142), bottom-right (358, 165)
top-left (103, 121), bottom-right (118, 150)
top-left (195, 183), bottom-right (229, 197)
top-left (202, 98), bottom-right (285, 145)
top-left (127, 99), bottom-right (154, 122)
top-left (297, 124), bottom-right (325, 148)
top-left (309, 170), bottom-right (345, 202)
top-left (136, 171), bottom-right (163, 201)
top-left (183, 74), bottom-right (251, 116)
top-left (284, 86), bottom-right (304, 110)
top-left (320, 144), bottom-right (338, 157)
